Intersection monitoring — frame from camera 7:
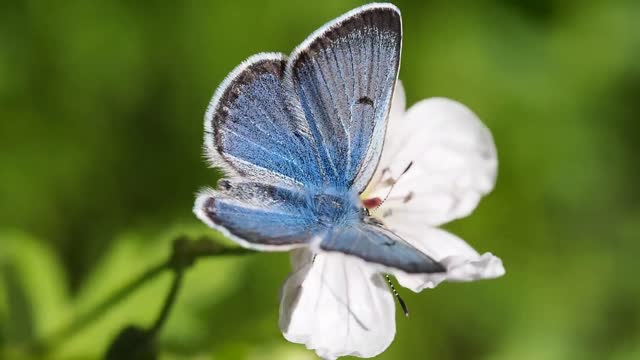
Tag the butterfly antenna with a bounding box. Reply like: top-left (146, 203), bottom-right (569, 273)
top-left (374, 161), bottom-right (413, 210)
top-left (385, 275), bottom-right (409, 317)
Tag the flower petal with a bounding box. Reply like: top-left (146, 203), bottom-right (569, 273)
top-left (387, 227), bottom-right (504, 292)
top-left (388, 80), bottom-right (406, 131)
top-left (279, 250), bottom-right (396, 359)
top-left (372, 97), bottom-right (497, 226)
top-left (376, 82), bottom-right (406, 177)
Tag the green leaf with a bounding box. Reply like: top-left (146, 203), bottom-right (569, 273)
top-left (1, 262), bottom-right (35, 347)
top-left (0, 230), bottom-right (70, 353)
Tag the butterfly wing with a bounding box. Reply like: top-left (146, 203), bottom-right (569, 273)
top-left (204, 53), bottom-right (323, 188)
top-left (322, 222), bottom-right (445, 274)
top-left (198, 53), bottom-right (326, 250)
top-left (284, 5), bottom-right (440, 273)
top-left (195, 180), bottom-right (319, 250)
top-left (285, 3), bottom-right (401, 192)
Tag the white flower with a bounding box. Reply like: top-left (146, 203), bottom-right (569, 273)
top-left (278, 82), bottom-right (505, 359)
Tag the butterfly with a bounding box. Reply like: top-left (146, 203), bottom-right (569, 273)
top-left (194, 3), bottom-right (446, 275)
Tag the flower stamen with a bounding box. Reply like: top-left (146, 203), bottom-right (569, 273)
top-left (371, 161), bottom-right (414, 211)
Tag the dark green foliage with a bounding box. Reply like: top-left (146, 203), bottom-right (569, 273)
top-left (104, 326), bottom-right (157, 360)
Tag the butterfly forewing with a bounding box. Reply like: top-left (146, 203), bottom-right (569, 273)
top-left (286, 4), bottom-right (401, 192)
top-left (205, 53), bottom-right (323, 187)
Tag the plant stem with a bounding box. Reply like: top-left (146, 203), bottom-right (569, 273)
top-left (148, 267), bottom-right (184, 337)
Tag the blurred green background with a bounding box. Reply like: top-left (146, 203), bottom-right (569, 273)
top-left (1, 0), bottom-right (639, 359)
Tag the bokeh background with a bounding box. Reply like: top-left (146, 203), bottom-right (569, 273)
top-left (2, 0), bottom-right (639, 359)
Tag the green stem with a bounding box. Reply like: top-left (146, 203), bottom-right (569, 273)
top-left (148, 267), bottom-right (184, 337)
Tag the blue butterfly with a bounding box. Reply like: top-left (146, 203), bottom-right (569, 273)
top-left (194, 3), bottom-right (445, 274)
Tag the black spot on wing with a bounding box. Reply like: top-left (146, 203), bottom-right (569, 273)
top-left (357, 96), bottom-right (374, 106)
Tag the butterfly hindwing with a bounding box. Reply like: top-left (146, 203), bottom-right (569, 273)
top-left (195, 180), bottom-right (319, 250)
top-left (286, 3), bottom-right (401, 192)
top-left (322, 221), bottom-right (445, 274)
